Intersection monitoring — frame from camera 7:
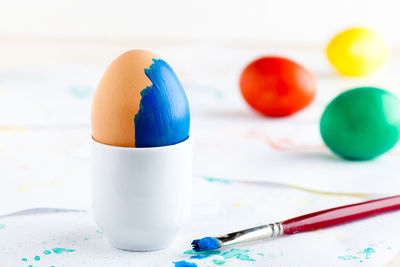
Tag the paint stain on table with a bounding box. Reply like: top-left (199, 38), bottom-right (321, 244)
top-left (203, 177), bottom-right (232, 185)
top-left (221, 249), bottom-right (255, 261)
top-left (338, 247), bottom-right (376, 262)
top-left (51, 248), bottom-right (76, 254)
top-left (213, 259), bottom-right (226, 265)
top-left (184, 249), bottom-right (221, 259)
top-left (20, 248), bottom-right (76, 266)
top-left (173, 260), bottom-right (198, 267)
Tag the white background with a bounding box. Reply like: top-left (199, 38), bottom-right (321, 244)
top-left (0, 0), bottom-right (399, 47)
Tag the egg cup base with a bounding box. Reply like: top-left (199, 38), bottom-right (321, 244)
top-left (91, 137), bottom-right (192, 251)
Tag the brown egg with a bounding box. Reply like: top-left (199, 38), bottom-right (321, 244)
top-left (91, 49), bottom-right (190, 148)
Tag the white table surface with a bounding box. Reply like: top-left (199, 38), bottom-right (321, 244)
top-left (0, 42), bottom-right (399, 266)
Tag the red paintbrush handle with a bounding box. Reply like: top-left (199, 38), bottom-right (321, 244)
top-left (282, 195), bottom-right (400, 235)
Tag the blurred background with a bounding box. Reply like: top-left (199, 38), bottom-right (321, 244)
top-left (0, 0), bottom-right (399, 69)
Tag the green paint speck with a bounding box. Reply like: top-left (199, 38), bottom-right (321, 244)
top-left (21, 258), bottom-right (27, 262)
top-left (361, 248), bottom-right (376, 259)
top-left (0, 224), bottom-right (4, 229)
top-left (339, 247), bottom-right (377, 261)
top-left (338, 255), bottom-right (359, 261)
top-left (221, 249), bottom-right (255, 261)
top-left (203, 177), bottom-right (232, 185)
top-left (34, 256), bottom-right (40, 261)
top-left (213, 259), bottom-right (225, 265)
top-left (236, 254), bottom-right (254, 261)
top-left (69, 86), bottom-right (92, 99)
top-left (52, 248), bottom-right (76, 254)
top-left (184, 249), bottom-right (220, 255)
top-left (257, 253), bottom-right (264, 256)
top-left (43, 250), bottom-right (51, 255)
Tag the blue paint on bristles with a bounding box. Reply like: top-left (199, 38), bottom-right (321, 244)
top-left (191, 237), bottom-right (221, 252)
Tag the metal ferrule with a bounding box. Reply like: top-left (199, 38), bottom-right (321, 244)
top-left (216, 222), bottom-right (283, 247)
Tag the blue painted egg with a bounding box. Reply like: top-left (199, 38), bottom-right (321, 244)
top-left (92, 50), bottom-right (190, 147)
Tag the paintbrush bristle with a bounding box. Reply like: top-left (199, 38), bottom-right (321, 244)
top-left (191, 237), bottom-right (221, 252)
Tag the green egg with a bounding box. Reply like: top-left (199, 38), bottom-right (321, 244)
top-left (320, 87), bottom-right (400, 160)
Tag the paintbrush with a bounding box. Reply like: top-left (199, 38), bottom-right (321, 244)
top-left (191, 195), bottom-right (400, 252)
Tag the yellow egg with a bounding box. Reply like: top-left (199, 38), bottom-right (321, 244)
top-left (326, 28), bottom-right (389, 76)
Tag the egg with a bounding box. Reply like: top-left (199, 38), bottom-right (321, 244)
top-left (92, 49), bottom-right (190, 148)
top-left (320, 87), bottom-right (400, 160)
top-left (326, 28), bottom-right (389, 76)
top-left (240, 56), bottom-right (316, 117)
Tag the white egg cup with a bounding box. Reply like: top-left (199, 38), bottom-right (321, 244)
top-left (91, 137), bottom-right (192, 251)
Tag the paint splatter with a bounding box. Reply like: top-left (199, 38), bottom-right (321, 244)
top-left (338, 255), bottom-right (359, 261)
top-left (221, 249), bottom-right (255, 261)
top-left (34, 256), bottom-right (40, 261)
top-left (361, 247), bottom-right (376, 259)
top-left (184, 249), bottom-right (221, 259)
top-left (0, 224), bottom-right (4, 229)
top-left (21, 258), bottom-right (27, 262)
top-left (213, 259), bottom-right (226, 265)
top-left (338, 247), bottom-right (376, 261)
top-left (69, 86), bottom-right (92, 99)
top-left (203, 177), bottom-right (232, 185)
top-left (43, 250), bottom-right (52, 255)
top-left (257, 253), bottom-right (265, 256)
top-left (51, 248), bottom-right (76, 254)
top-left (173, 260), bottom-right (197, 267)
top-left (184, 249), bottom-right (221, 255)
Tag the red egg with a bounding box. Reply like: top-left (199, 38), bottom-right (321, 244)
top-left (239, 56), bottom-right (316, 117)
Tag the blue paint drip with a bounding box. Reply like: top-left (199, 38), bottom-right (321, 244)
top-left (190, 254), bottom-right (209, 259)
top-left (134, 59), bottom-right (190, 147)
top-left (191, 237), bottom-right (221, 252)
top-left (173, 260), bottom-right (197, 267)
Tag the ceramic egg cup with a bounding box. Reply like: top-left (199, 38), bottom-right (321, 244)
top-left (91, 137), bottom-right (192, 251)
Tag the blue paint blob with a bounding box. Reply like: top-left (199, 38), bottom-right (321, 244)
top-left (190, 254), bottom-right (209, 259)
top-left (134, 59), bottom-right (190, 147)
top-left (173, 260), bottom-right (197, 267)
top-left (191, 237), bottom-right (221, 252)
top-left (184, 249), bottom-right (221, 259)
